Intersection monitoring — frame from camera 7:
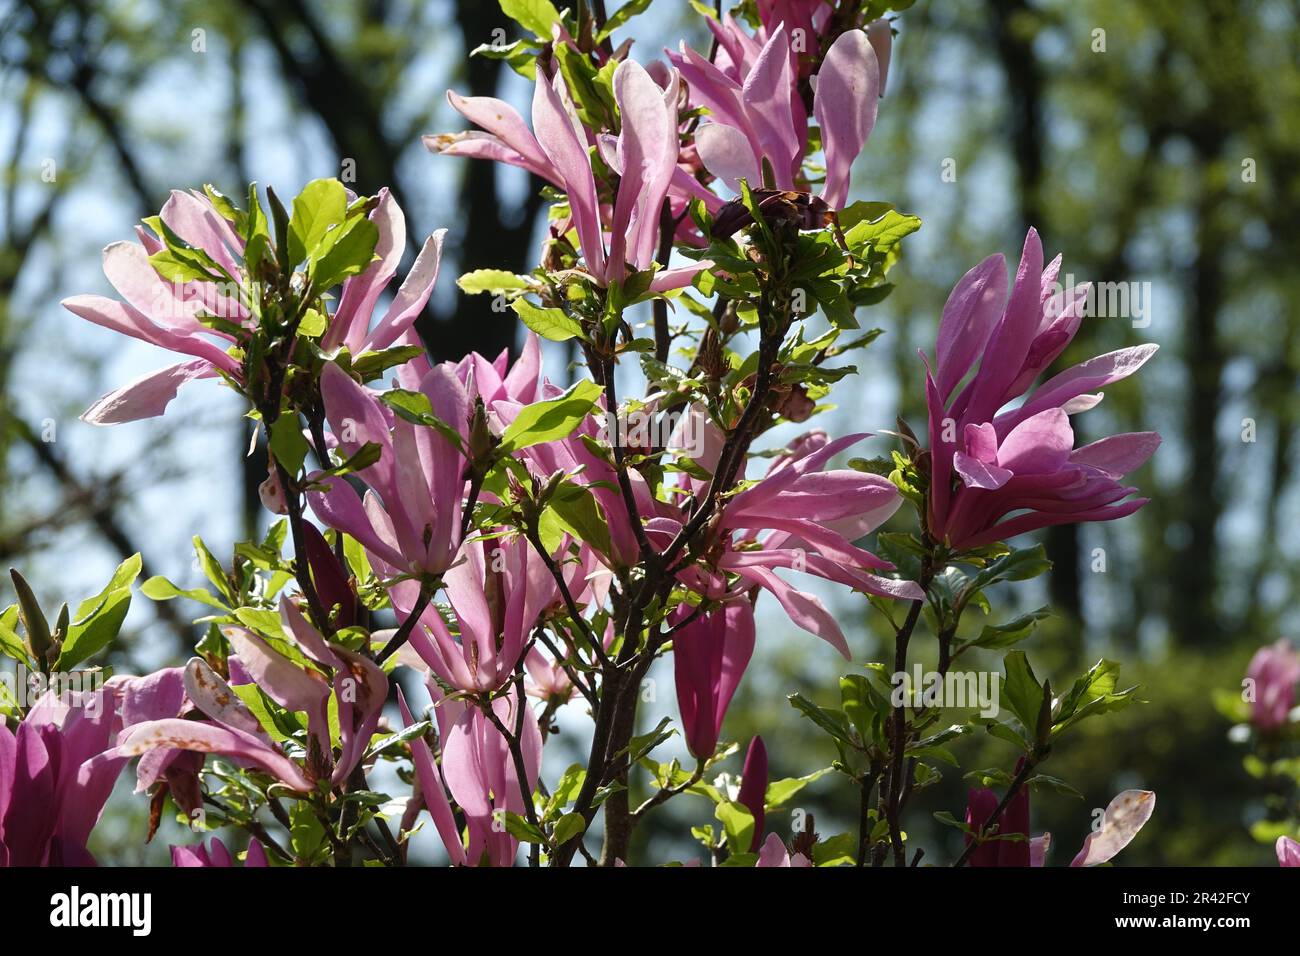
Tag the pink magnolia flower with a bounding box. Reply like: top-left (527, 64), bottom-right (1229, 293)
top-left (1245, 639), bottom-right (1300, 731)
top-left (394, 535), bottom-right (554, 694)
top-left (456, 330), bottom-right (544, 408)
top-left (114, 666), bottom-right (205, 822)
top-left (1277, 836), bottom-right (1300, 867)
top-left (671, 23), bottom-right (880, 210)
top-left (431, 59), bottom-right (706, 291)
top-left (64, 188), bottom-right (443, 425)
top-left (925, 229), bottom-right (1160, 551)
top-left (399, 682), bottom-right (541, 867)
top-left (666, 431), bottom-right (925, 657)
top-left (171, 837), bottom-right (268, 868)
top-left (755, 831), bottom-right (812, 867)
top-left (308, 360), bottom-right (470, 579)
top-left (0, 685), bottom-right (131, 866)
top-left (523, 645), bottom-right (574, 703)
top-left (62, 190), bottom-right (245, 425)
top-left (319, 191), bottom-right (446, 357)
top-left (673, 600), bottom-right (756, 760)
top-left (965, 783), bottom-right (1155, 867)
top-left (116, 596), bottom-right (386, 791)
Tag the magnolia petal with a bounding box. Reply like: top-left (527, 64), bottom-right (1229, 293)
top-left (1031, 832), bottom-right (1051, 867)
top-left (1276, 836), bottom-right (1300, 867)
top-left (363, 229), bottom-right (446, 352)
top-left (222, 626), bottom-right (331, 752)
top-left (954, 453), bottom-right (1014, 490)
top-left (532, 71), bottom-right (606, 281)
top-left (742, 25), bottom-right (800, 189)
top-left (397, 687), bottom-right (467, 866)
top-left (1070, 790), bottom-right (1156, 867)
top-left (737, 564), bottom-right (851, 659)
top-left (815, 28), bottom-right (880, 209)
top-left (116, 719), bottom-right (312, 792)
top-left (608, 58), bottom-right (680, 276)
top-left (183, 657), bottom-right (266, 738)
top-left (934, 255), bottom-right (1008, 400)
top-left (1069, 432), bottom-right (1161, 478)
top-left (648, 262), bottom-right (712, 293)
top-left (80, 359), bottom-right (218, 425)
top-left (997, 407), bottom-right (1074, 475)
top-left (1006, 344), bottom-right (1160, 432)
top-left (696, 123), bottom-right (759, 193)
top-left (756, 832), bottom-right (793, 867)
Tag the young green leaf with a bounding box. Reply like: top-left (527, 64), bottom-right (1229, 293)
top-left (512, 299), bottom-right (583, 342)
top-left (498, 380), bottom-right (603, 454)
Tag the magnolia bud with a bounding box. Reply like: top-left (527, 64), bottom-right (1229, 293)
top-left (303, 523), bottom-right (356, 627)
top-left (467, 397), bottom-right (498, 466)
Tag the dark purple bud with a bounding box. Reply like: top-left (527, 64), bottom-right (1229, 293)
top-left (303, 522), bottom-right (355, 627)
top-left (737, 736), bottom-right (769, 852)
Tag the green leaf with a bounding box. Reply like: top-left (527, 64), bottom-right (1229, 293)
top-left (960, 545), bottom-right (1051, 602)
top-left (140, 576), bottom-right (228, 610)
top-left (310, 217), bottom-right (379, 289)
top-left (1053, 658), bottom-right (1141, 734)
top-left (1001, 651), bottom-right (1043, 735)
top-left (0, 606), bottom-right (33, 667)
top-left (319, 441), bottom-right (382, 478)
top-left (148, 248), bottom-right (224, 283)
top-left (765, 768), bottom-right (833, 809)
top-left (288, 178), bottom-right (347, 267)
top-left (498, 379), bottom-right (603, 454)
top-left (499, 0), bottom-right (561, 37)
top-left (964, 767), bottom-right (1014, 789)
top-left (598, 0), bottom-right (652, 39)
top-left (552, 812), bottom-right (586, 846)
top-left (715, 801), bottom-right (755, 855)
top-left (933, 810), bottom-right (974, 834)
top-left (502, 812), bottom-right (547, 844)
top-left (350, 345), bottom-right (425, 381)
top-left (269, 415), bottom-right (311, 476)
top-left (74, 553), bottom-right (142, 620)
top-left (811, 832), bottom-right (857, 867)
top-left (553, 41), bottom-right (617, 130)
top-left (58, 587), bottom-right (132, 670)
top-left (1026, 774), bottom-right (1085, 800)
top-left (548, 764), bottom-right (587, 811)
top-left (204, 184), bottom-right (245, 229)
top-left (290, 800), bottom-right (328, 862)
top-left (788, 693), bottom-right (855, 745)
top-left (839, 674), bottom-right (889, 745)
top-left (458, 269), bottom-right (529, 295)
top-left (619, 716), bottom-right (675, 764)
top-left (378, 390), bottom-right (466, 451)
top-left (539, 480), bottom-right (612, 557)
top-left (365, 720), bottom-right (432, 759)
top-left (231, 683), bottom-right (301, 743)
top-left (956, 607), bottom-right (1051, 653)
top-left (512, 299), bottom-right (583, 342)
top-left (981, 719), bottom-right (1029, 749)
top-left (843, 208), bottom-right (922, 255)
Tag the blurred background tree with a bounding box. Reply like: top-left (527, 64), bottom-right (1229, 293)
top-left (1, 0), bottom-right (1296, 865)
